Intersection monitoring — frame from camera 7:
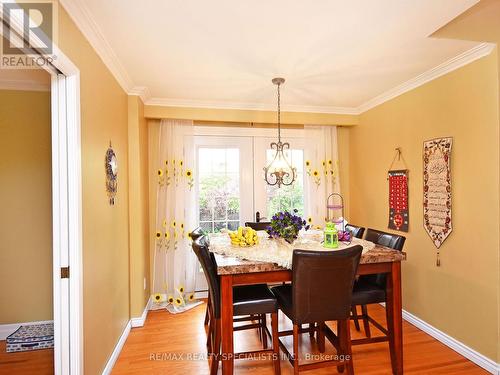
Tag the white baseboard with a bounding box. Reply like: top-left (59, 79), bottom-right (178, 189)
top-left (101, 320), bottom-right (131, 375)
top-left (194, 291), bottom-right (208, 299)
top-left (131, 297), bottom-right (152, 328)
top-left (0, 320), bottom-right (54, 340)
top-left (402, 309), bottom-right (500, 375)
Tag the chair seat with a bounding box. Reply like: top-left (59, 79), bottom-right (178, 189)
top-left (270, 284), bottom-right (293, 320)
top-left (233, 284), bottom-right (277, 316)
top-left (352, 278), bottom-right (386, 305)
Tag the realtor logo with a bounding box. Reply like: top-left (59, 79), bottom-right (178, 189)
top-left (1, 1), bottom-right (57, 68)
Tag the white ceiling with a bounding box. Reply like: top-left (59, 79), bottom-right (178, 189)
top-left (65, 0), bottom-right (484, 113)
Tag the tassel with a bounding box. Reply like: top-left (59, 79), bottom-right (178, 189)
top-left (436, 252), bottom-right (441, 267)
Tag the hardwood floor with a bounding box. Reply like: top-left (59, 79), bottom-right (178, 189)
top-left (113, 303), bottom-right (488, 375)
top-left (0, 341), bottom-right (53, 375)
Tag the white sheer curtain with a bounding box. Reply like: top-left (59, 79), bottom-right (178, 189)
top-left (150, 119), bottom-right (201, 313)
top-left (303, 125), bottom-right (342, 228)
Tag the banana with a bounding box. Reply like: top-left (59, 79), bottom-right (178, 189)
top-left (228, 226), bottom-right (259, 247)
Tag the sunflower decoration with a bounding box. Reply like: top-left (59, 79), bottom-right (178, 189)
top-left (153, 293), bottom-right (164, 304)
top-left (172, 220), bottom-right (176, 229)
top-left (305, 160), bottom-right (312, 176)
top-left (157, 168), bottom-right (165, 186)
top-left (167, 295), bottom-right (174, 304)
top-left (307, 217), bottom-right (313, 225)
top-left (164, 230), bottom-right (170, 242)
top-left (188, 293), bottom-right (195, 302)
top-left (177, 160), bottom-right (184, 183)
top-left (155, 231), bottom-right (164, 249)
top-left (162, 219), bottom-right (167, 228)
top-left (322, 160), bottom-right (326, 168)
top-left (312, 169), bottom-right (321, 186)
top-left (185, 169), bottom-right (194, 189)
top-left (178, 286), bottom-right (185, 294)
top-left (174, 298), bottom-right (183, 306)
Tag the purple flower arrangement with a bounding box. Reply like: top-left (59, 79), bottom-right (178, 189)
top-left (338, 230), bottom-right (351, 242)
top-left (267, 209), bottom-right (310, 244)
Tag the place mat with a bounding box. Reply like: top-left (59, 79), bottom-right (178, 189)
top-left (208, 231), bottom-right (375, 269)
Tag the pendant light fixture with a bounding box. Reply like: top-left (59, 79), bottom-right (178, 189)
top-left (263, 77), bottom-right (296, 188)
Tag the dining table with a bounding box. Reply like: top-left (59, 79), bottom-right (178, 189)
top-left (208, 232), bottom-right (407, 375)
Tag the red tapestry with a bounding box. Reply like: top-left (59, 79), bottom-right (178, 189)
top-left (388, 170), bottom-right (409, 232)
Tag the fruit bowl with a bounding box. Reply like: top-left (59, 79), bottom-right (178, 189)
top-left (228, 226), bottom-right (259, 247)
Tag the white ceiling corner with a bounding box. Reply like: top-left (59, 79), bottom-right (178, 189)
top-left (59, 0), bottom-right (135, 92)
top-left (60, 0), bottom-right (487, 115)
top-left (129, 86), bottom-right (151, 103)
top-left (356, 42), bottom-right (495, 113)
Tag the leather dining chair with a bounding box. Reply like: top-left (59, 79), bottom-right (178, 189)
top-left (343, 224), bottom-right (365, 331)
top-left (345, 224), bottom-right (365, 239)
top-left (350, 228), bottom-right (406, 340)
top-left (192, 236), bottom-right (281, 375)
top-left (189, 227), bottom-right (212, 327)
top-left (245, 221), bottom-right (272, 231)
top-left (271, 246), bottom-right (362, 374)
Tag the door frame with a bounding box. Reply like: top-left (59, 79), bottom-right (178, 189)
top-left (0, 7), bottom-right (83, 374)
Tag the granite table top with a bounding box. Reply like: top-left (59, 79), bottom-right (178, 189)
top-left (213, 244), bottom-right (406, 275)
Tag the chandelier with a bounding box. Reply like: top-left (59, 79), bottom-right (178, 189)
top-left (263, 78), bottom-right (296, 188)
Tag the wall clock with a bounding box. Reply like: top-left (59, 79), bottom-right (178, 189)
top-left (105, 142), bottom-right (118, 205)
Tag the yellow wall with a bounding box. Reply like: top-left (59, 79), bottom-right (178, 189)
top-left (348, 51), bottom-right (500, 361)
top-left (145, 104), bottom-right (358, 126)
top-left (127, 96), bottom-right (150, 318)
top-left (0, 89), bottom-right (52, 324)
top-left (58, 6), bottom-right (130, 374)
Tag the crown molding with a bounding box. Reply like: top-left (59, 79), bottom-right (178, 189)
top-left (0, 78), bottom-right (50, 92)
top-left (59, 0), bottom-right (134, 92)
top-left (145, 97), bottom-right (360, 115)
top-left (57, 2), bottom-right (495, 117)
top-left (129, 86), bottom-right (151, 103)
top-left (356, 42), bottom-right (495, 113)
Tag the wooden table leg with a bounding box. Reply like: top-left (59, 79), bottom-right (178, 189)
top-left (221, 275), bottom-right (234, 375)
top-left (386, 261), bottom-right (403, 374)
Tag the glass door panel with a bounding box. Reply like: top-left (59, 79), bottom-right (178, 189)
top-left (254, 137), bottom-right (306, 221)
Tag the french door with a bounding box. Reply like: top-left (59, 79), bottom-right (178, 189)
top-left (193, 128), bottom-right (306, 292)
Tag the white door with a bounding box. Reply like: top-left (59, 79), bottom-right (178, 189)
top-left (193, 136), bottom-right (253, 291)
top-left (192, 129), bottom-right (307, 293)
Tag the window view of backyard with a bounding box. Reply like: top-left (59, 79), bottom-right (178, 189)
top-left (198, 148), bottom-right (240, 233)
top-left (266, 148), bottom-right (304, 218)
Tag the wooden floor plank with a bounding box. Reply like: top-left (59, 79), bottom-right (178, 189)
top-left (0, 341), bottom-right (53, 375)
top-left (113, 303), bottom-right (488, 375)
top-left (0, 303), bottom-right (488, 374)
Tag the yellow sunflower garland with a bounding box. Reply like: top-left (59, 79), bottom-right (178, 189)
top-left (185, 169), bottom-right (194, 189)
top-left (153, 293), bottom-right (163, 303)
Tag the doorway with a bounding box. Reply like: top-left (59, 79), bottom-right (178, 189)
top-left (0, 6), bottom-right (83, 375)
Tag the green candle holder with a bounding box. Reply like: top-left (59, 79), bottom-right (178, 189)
top-left (324, 222), bottom-right (339, 248)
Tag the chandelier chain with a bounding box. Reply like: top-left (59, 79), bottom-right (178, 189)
top-left (277, 81), bottom-right (281, 142)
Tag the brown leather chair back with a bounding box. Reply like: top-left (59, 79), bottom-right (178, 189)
top-left (363, 228), bottom-right (406, 287)
top-left (291, 246), bottom-right (362, 324)
top-left (190, 227), bottom-right (205, 241)
top-left (345, 224), bottom-right (365, 239)
top-left (365, 228), bottom-right (405, 250)
top-left (192, 236), bottom-right (220, 318)
top-left (245, 221), bottom-right (271, 231)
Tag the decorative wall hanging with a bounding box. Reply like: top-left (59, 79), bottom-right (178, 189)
top-left (423, 137), bottom-right (453, 265)
top-left (387, 148), bottom-right (409, 232)
top-left (105, 142), bottom-right (118, 205)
